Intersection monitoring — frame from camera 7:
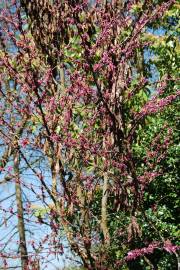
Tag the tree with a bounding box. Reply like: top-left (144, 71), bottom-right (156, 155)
top-left (0, 0), bottom-right (179, 269)
top-left (14, 151), bottom-right (28, 269)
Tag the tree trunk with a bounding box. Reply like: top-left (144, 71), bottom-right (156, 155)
top-left (14, 151), bottom-right (28, 269)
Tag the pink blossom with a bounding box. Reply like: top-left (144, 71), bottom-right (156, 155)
top-left (20, 138), bottom-right (29, 148)
top-left (126, 243), bottom-right (159, 261)
top-left (163, 240), bottom-right (179, 254)
top-left (93, 63), bottom-right (102, 72)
